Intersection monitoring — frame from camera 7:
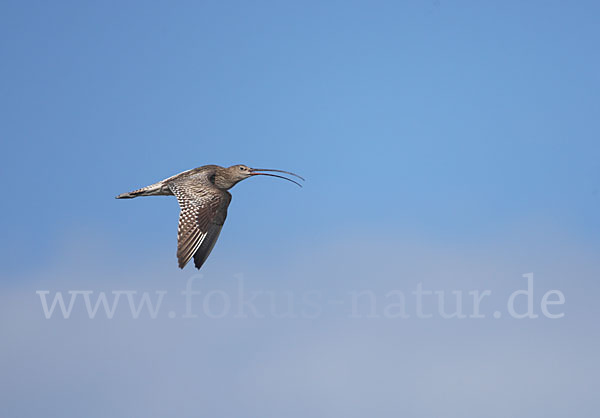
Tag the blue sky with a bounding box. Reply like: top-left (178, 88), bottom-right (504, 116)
top-left (1, 1), bottom-right (599, 417)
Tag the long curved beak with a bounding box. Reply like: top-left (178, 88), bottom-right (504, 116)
top-left (249, 168), bottom-right (305, 187)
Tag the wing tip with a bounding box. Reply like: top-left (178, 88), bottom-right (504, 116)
top-left (177, 257), bottom-right (188, 269)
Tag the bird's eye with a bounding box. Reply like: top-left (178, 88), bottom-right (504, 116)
top-left (240, 166), bottom-right (244, 170)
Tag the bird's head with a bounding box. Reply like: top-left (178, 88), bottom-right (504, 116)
top-left (215, 164), bottom-right (304, 189)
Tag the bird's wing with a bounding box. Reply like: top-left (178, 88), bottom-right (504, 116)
top-left (169, 182), bottom-right (232, 269)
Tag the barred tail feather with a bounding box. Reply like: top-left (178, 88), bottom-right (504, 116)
top-left (115, 192), bottom-right (137, 199)
top-left (115, 181), bottom-right (171, 199)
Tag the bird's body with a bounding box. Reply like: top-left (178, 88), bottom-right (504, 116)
top-left (116, 164), bottom-right (303, 269)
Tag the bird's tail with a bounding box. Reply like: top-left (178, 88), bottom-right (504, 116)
top-left (115, 191), bottom-right (139, 199)
top-left (115, 181), bottom-right (170, 199)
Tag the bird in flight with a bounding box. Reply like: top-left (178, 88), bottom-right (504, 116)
top-left (116, 164), bottom-right (303, 269)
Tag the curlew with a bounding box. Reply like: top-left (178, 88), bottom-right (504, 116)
top-left (116, 164), bottom-right (303, 269)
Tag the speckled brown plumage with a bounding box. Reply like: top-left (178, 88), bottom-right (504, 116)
top-left (116, 164), bottom-right (303, 270)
